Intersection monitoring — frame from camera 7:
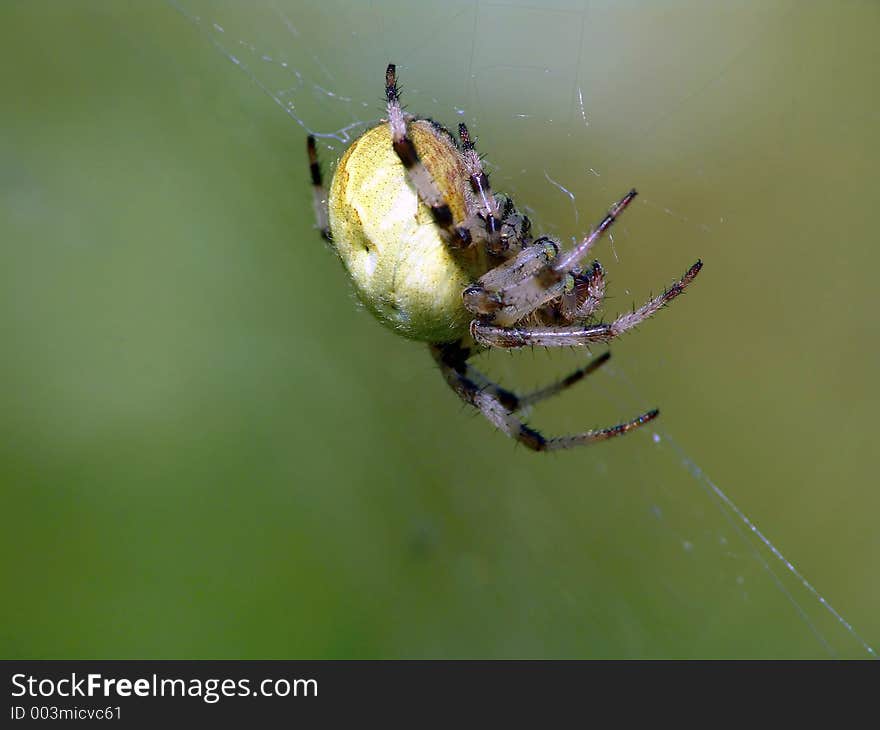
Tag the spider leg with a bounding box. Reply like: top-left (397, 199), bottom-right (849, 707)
top-left (431, 343), bottom-right (655, 451)
top-left (430, 340), bottom-right (520, 411)
top-left (458, 122), bottom-right (504, 254)
top-left (556, 260), bottom-right (606, 322)
top-left (516, 351), bottom-right (611, 409)
top-left (472, 260), bottom-right (702, 348)
top-left (306, 135), bottom-right (331, 241)
top-left (463, 190), bottom-right (635, 326)
top-left (385, 64), bottom-right (471, 247)
top-left (433, 341), bottom-right (611, 411)
top-left (553, 189), bottom-right (638, 273)
top-left (463, 237), bottom-right (560, 313)
top-left (496, 194), bottom-right (534, 251)
top-left (574, 260), bottom-right (607, 319)
top-left (471, 265), bottom-right (575, 327)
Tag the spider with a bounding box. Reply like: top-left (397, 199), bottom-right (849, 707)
top-left (306, 64), bottom-right (702, 452)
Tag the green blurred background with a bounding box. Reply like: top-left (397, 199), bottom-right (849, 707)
top-left (2, 1), bottom-right (877, 658)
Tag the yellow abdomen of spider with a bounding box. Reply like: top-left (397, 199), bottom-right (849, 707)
top-left (328, 121), bottom-right (491, 342)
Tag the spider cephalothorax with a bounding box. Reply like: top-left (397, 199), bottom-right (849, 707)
top-left (306, 64), bottom-right (702, 452)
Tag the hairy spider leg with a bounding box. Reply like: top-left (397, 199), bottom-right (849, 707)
top-left (431, 343), bottom-right (655, 452)
top-left (469, 238), bottom-right (559, 294)
top-left (462, 237), bottom-right (568, 322)
top-left (515, 351), bottom-right (612, 409)
top-left (463, 190), bottom-right (637, 327)
top-left (557, 260), bottom-right (606, 322)
top-left (306, 135), bottom-right (331, 242)
top-left (432, 341), bottom-right (612, 412)
top-left (573, 260), bottom-right (607, 318)
top-left (552, 189), bottom-right (638, 273)
top-left (457, 122), bottom-right (504, 254)
top-left (384, 65), bottom-right (472, 247)
top-left (471, 260), bottom-right (703, 348)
